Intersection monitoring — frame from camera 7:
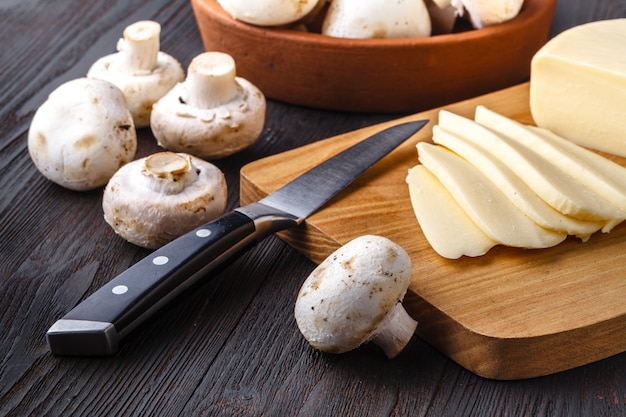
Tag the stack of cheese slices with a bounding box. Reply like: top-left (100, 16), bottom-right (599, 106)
top-left (406, 18), bottom-right (626, 259)
top-left (406, 107), bottom-right (626, 259)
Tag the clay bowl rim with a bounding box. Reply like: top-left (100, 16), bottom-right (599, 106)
top-left (194, 0), bottom-right (555, 51)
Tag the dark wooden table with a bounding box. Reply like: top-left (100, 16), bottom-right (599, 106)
top-left (1, 1), bottom-right (625, 416)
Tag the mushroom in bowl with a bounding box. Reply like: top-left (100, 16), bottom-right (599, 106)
top-left (216, 0), bottom-right (325, 26)
top-left (322, 0), bottom-right (432, 39)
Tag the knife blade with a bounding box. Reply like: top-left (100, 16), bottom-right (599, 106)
top-left (46, 119), bottom-right (428, 356)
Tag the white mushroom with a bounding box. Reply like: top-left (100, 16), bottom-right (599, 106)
top-left (87, 20), bottom-right (185, 127)
top-left (28, 78), bottom-right (136, 191)
top-left (217, 0), bottom-right (324, 27)
top-left (294, 235), bottom-right (417, 359)
top-left (102, 151), bottom-right (227, 249)
top-left (457, 0), bottom-right (524, 29)
top-left (322, 0), bottom-right (431, 39)
top-left (150, 52), bottom-right (266, 160)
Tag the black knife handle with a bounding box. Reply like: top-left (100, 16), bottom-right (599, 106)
top-left (47, 205), bottom-right (298, 356)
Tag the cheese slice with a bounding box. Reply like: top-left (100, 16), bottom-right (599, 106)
top-left (529, 19), bottom-right (626, 157)
top-left (406, 165), bottom-right (497, 259)
top-left (437, 110), bottom-right (624, 221)
top-left (416, 142), bottom-right (567, 249)
top-left (475, 105), bottom-right (626, 230)
top-left (432, 125), bottom-right (604, 239)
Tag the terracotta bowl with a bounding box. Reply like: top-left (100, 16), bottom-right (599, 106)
top-left (191, 0), bottom-right (557, 113)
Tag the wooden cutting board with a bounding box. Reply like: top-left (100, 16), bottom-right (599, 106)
top-left (240, 83), bottom-right (626, 380)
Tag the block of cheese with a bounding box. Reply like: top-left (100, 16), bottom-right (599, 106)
top-left (530, 19), bottom-right (626, 157)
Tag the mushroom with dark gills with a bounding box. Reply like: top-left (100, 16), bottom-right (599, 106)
top-left (294, 235), bottom-right (417, 358)
top-left (28, 77), bottom-right (137, 191)
top-left (150, 51), bottom-right (266, 159)
top-left (87, 20), bottom-right (185, 128)
top-left (102, 151), bottom-right (227, 249)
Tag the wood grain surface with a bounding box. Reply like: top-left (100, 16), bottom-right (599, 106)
top-left (240, 83), bottom-right (626, 380)
top-left (1, 0), bottom-right (625, 416)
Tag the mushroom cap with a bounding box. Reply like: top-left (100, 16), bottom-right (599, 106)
top-left (322, 0), bottom-right (431, 39)
top-left (150, 77), bottom-right (266, 159)
top-left (460, 0), bottom-right (524, 28)
top-left (294, 235), bottom-right (413, 354)
top-left (27, 77), bottom-right (137, 191)
top-left (102, 152), bottom-right (227, 248)
top-left (217, 0), bottom-right (323, 26)
top-left (87, 52), bottom-right (185, 128)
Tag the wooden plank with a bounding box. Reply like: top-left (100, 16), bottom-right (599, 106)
top-left (240, 83), bottom-right (626, 379)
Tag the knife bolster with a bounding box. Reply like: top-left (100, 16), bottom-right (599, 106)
top-left (236, 202), bottom-right (301, 233)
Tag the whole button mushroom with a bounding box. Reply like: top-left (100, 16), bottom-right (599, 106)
top-left (322, 0), bottom-right (432, 39)
top-left (294, 235), bottom-right (418, 359)
top-left (217, 0), bottom-right (324, 26)
top-left (28, 77), bottom-right (137, 191)
top-left (150, 51), bottom-right (266, 160)
top-left (87, 20), bottom-right (185, 128)
top-left (102, 151), bottom-right (227, 249)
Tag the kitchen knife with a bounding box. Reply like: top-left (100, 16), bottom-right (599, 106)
top-left (46, 120), bottom-right (428, 356)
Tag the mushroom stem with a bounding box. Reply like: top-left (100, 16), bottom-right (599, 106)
top-left (185, 52), bottom-right (239, 109)
top-left (142, 152), bottom-right (198, 195)
top-left (370, 303), bottom-right (418, 359)
top-left (115, 20), bottom-right (161, 75)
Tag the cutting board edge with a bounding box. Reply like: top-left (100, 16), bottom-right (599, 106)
top-left (405, 291), bottom-right (626, 379)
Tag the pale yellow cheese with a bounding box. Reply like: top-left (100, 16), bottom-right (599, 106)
top-left (432, 125), bottom-right (604, 239)
top-left (475, 105), bottom-right (626, 230)
top-left (437, 110), bottom-right (624, 221)
top-left (406, 165), bottom-right (497, 259)
top-left (416, 142), bottom-right (567, 249)
top-left (530, 19), bottom-right (626, 157)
